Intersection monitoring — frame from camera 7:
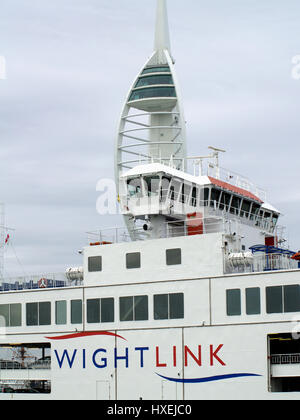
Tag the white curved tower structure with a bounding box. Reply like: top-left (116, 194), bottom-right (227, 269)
top-left (115, 0), bottom-right (187, 186)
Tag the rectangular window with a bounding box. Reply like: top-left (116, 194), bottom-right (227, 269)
top-left (9, 304), bottom-right (22, 327)
top-left (166, 249), bottom-right (182, 266)
top-left (56, 301), bottom-right (67, 325)
top-left (120, 296), bottom-right (134, 321)
top-left (87, 299), bottom-right (100, 323)
top-left (26, 303), bottom-right (38, 326)
top-left (71, 300), bottom-right (82, 324)
top-left (38, 302), bottom-right (51, 326)
top-left (169, 293), bottom-right (184, 319)
top-left (134, 296), bottom-right (148, 321)
top-left (88, 256), bottom-right (102, 272)
top-left (226, 289), bottom-right (241, 316)
top-left (154, 293), bottom-right (184, 320)
top-left (266, 286), bottom-right (283, 314)
top-left (284, 285), bottom-right (300, 313)
top-left (246, 288), bottom-right (261, 315)
top-left (154, 294), bottom-right (168, 320)
top-left (87, 298), bottom-right (114, 324)
top-left (0, 304), bottom-right (9, 327)
top-left (101, 298), bottom-right (114, 323)
top-left (26, 302), bottom-right (51, 326)
top-left (120, 296), bottom-right (148, 322)
top-left (126, 252), bottom-right (141, 269)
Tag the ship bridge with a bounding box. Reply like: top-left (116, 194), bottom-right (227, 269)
top-left (119, 161), bottom-right (281, 246)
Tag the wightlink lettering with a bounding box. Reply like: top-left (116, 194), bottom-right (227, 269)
top-left (54, 344), bottom-right (226, 369)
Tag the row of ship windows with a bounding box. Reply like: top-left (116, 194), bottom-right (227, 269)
top-left (88, 248), bottom-right (182, 272)
top-left (0, 293), bottom-right (184, 327)
top-left (227, 285), bottom-right (300, 316)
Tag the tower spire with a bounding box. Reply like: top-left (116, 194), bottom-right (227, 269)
top-left (154, 0), bottom-right (171, 53)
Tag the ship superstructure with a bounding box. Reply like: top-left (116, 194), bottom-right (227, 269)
top-left (1, 0), bottom-right (300, 400)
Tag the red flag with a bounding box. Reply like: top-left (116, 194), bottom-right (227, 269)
top-left (5, 234), bottom-right (9, 245)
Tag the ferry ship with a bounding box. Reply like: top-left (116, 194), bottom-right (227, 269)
top-left (1, 0), bottom-right (300, 400)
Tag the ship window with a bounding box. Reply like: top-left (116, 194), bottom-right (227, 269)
top-left (26, 303), bottom-right (38, 326)
top-left (210, 188), bottom-right (221, 209)
top-left (266, 286), bottom-right (283, 314)
top-left (240, 200), bottom-right (251, 218)
top-left (230, 196), bottom-right (241, 215)
top-left (120, 296), bottom-right (148, 322)
top-left (39, 302), bottom-right (51, 326)
top-left (126, 252), bottom-right (141, 269)
top-left (127, 177), bottom-right (143, 198)
top-left (250, 203), bottom-right (260, 221)
top-left (169, 293), bottom-right (184, 319)
top-left (88, 256), bottom-right (102, 272)
top-left (154, 293), bottom-right (184, 320)
top-left (26, 302), bottom-right (51, 326)
top-left (166, 248), bottom-right (182, 266)
top-left (226, 289), bottom-right (241, 316)
top-left (71, 300), bottom-right (82, 324)
top-left (219, 192), bottom-right (231, 212)
top-left (0, 304), bottom-right (9, 326)
top-left (0, 304), bottom-right (21, 327)
top-left (168, 179), bottom-right (181, 202)
top-left (129, 87), bottom-right (176, 102)
top-left (87, 298), bottom-right (114, 323)
top-left (55, 300), bottom-right (67, 325)
top-left (135, 74), bottom-right (173, 88)
top-left (142, 66), bottom-right (170, 75)
top-left (246, 288), bottom-right (261, 315)
top-left (134, 295), bottom-right (149, 321)
top-left (180, 183), bottom-right (191, 204)
top-left (284, 285), bottom-right (300, 313)
top-left (272, 214), bottom-right (279, 228)
top-left (101, 298), bottom-right (115, 323)
top-left (201, 188), bottom-right (210, 206)
top-left (9, 304), bottom-right (21, 327)
top-left (144, 176), bottom-right (160, 197)
top-left (190, 187), bottom-right (198, 207)
top-left (161, 176), bottom-right (171, 202)
top-left (154, 294), bottom-right (168, 319)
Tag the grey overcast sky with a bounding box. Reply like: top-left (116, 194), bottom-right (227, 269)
top-left (0, 0), bottom-right (300, 276)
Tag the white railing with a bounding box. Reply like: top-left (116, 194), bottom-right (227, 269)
top-left (0, 359), bottom-right (51, 370)
top-left (271, 354), bottom-right (300, 365)
top-left (87, 216), bottom-right (238, 244)
top-left (120, 189), bottom-right (278, 235)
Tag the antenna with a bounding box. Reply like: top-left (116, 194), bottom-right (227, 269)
top-left (186, 147), bottom-right (226, 177)
top-left (208, 146), bottom-right (226, 171)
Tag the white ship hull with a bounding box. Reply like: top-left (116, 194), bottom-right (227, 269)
top-left (1, 264), bottom-right (300, 400)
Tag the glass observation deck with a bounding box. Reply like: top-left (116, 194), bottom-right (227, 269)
top-left (129, 86), bottom-right (176, 102)
top-left (128, 65), bottom-right (177, 111)
top-left (141, 65), bottom-right (170, 74)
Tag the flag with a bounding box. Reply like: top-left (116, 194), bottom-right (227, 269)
top-left (5, 234), bottom-right (9, 245)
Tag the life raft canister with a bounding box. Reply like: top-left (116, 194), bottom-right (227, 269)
top-left (38, 278), bottom-right (48, 288)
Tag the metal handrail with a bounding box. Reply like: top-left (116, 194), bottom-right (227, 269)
top-left (271, 354), bottom-right (300, 365)
top-left (0, 360), bottom-right (51, 370)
